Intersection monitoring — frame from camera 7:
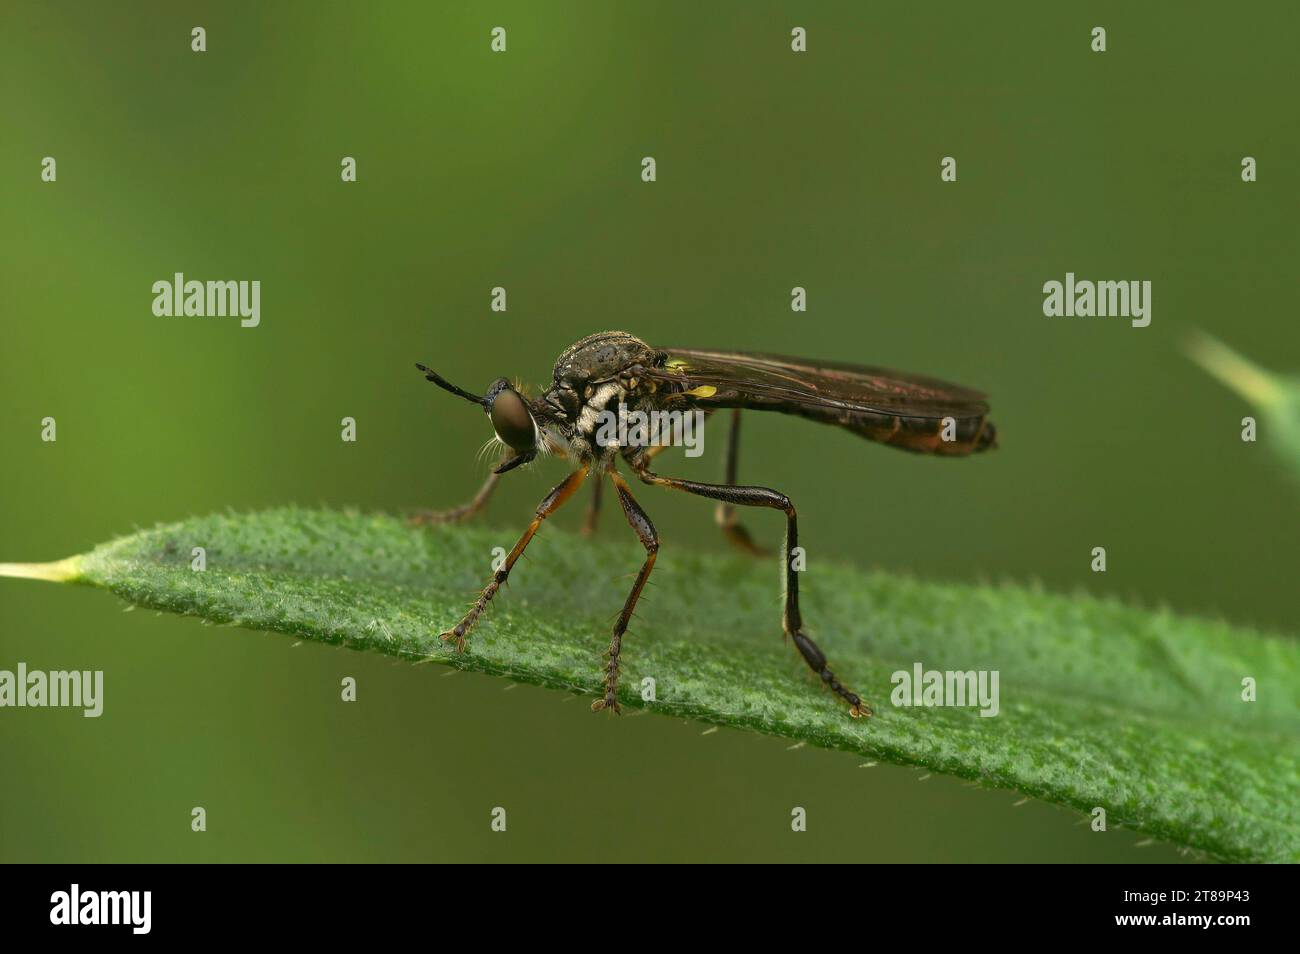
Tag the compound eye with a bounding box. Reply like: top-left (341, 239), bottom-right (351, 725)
top-left (490, 386), bottom-right (536, 454)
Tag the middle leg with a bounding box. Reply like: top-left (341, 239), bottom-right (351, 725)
top-left (591, 469), bottom-right (659, 713)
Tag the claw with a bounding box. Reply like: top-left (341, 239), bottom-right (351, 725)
top-left (591, 696), bottom-right (622, 714)
top-left (849, 702), bottom-right (873, 719)
top-left (439, 630), bottom-right (467, 653)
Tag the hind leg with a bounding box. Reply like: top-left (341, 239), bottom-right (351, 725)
top-left (634, 465), bottom-right (871, 718)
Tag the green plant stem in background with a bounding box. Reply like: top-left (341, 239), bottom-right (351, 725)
top-left (3, 508), bottom-right (1297, 862)
top-left (1186, 332), bottom-right (1300, 483)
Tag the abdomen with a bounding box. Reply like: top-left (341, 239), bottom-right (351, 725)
top-left (784, 404), bottom-right (997, 456)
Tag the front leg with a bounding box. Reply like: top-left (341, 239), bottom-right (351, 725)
top-left (408, 470), bottom-right (500, 526)
top-left (440, 465), bottom-right (589, 651)
top-left (409, 451), bottom-right (508, 526)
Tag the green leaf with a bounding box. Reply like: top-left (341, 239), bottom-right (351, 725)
top-left (4, 507), bottom-right (1297, 862)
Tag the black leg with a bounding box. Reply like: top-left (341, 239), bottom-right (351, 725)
top-left (715, 409), bottom-right (767, 556)
top-left (634, 465), bottom-right (871, 717)
top-left (592, 470), bottom-right (659, 713)
top-left (440, 466), bottom-right (589, 651)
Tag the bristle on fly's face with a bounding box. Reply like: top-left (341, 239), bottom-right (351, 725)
top-left (476, 435), bottom-right (504, 468)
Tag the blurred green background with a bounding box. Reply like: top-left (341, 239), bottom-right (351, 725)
top-left (2, 1), bottom-right (1296, 862)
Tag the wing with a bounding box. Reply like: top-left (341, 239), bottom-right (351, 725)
top-left (639, 348), bottom-right (996, 456)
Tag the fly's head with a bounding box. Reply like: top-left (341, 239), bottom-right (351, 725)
top-left (417, 335), bottom-right (665, 471)
top-left (416, 363), bottom-right (549, 474)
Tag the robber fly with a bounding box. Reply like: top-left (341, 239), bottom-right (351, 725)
top-left (414, 331), bottom-right (996, 717)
